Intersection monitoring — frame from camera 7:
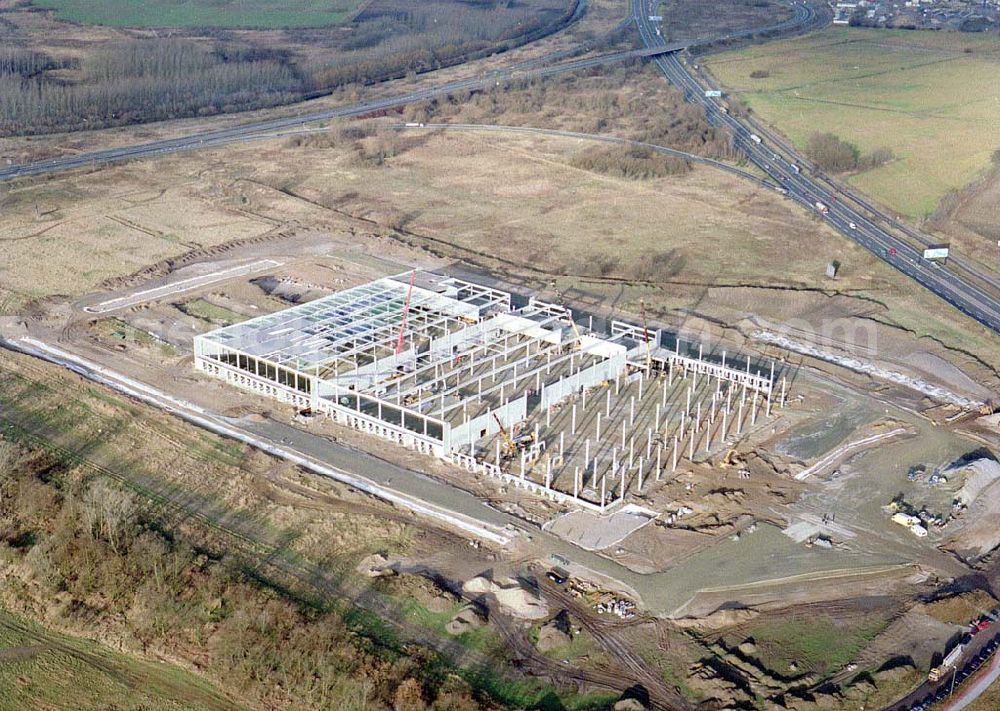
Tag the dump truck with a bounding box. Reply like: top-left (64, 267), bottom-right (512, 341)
top-left (928, 644), bottom-right (965, 682)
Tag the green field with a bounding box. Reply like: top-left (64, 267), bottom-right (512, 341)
top-left (705, 28), bottom-right (1000, 218)
top-left (0, 609), bottom-right (234, 710)
top-left (179, 299), bottom-right (247, 326)
top-left (32, 0), bottom-right (361, 28)
top-left (727, 614), bottom-right (890, 679)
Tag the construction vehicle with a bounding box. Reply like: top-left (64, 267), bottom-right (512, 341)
top-left (639, 299), bottom-right (653, 373)
top-left (928, 643), bottom-right (965, 682)
top-left (564, 312), bottom-right (584, 350)
top-left (493, 413), bottom-right (534, 459)
top-left (720, 449), bottom-right (740, 468)
top-left (395, 270), bottom-right (416, 354)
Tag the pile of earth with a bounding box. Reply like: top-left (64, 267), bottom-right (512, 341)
top-left (463, 575), bottom-right (549, 620)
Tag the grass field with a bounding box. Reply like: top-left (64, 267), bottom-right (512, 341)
top-left (0, 608), bottom-right (234, 710)
top-left (729, 613), bottom-right (890, 678)
top-left (705, 28), bottom-right (1000, 219)
top-left (180, 299), bottom-right (247, 326)
top-left (31, 0), bottom-right (361, 28)
top-left (968, 677), bottom-right (1000, 711)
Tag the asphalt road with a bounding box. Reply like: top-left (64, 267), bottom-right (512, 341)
top-left (5, 0), bottom-right (994, 334)
top-left (632, 0), bottom-right (1000, 334)
top-left (886, 628), bottom-right (1000, 711)
top-left (390, 122), bottom-right (773, 187)
top-left (0, 45), bottom-right (680, 182)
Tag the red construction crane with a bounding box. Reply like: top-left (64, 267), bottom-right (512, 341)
top-left (395, 270), bottom-right (416, 355)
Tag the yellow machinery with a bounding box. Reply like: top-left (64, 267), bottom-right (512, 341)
top-left (493, 413), bottom-right (534, 460)
top-left (719, 449), bottom-right (739, 468)
top-left (564, 313), bottom-right (584, 350)
top-left (494, 413), bottom-right (518, 457)
top-left (640, 299), bottom-right (653, 373)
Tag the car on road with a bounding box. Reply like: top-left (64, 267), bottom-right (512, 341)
top-left (849, 222), bottom-right (857, 230)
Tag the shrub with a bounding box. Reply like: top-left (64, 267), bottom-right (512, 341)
top-left (569, 145), bottom-right (691, 180)
top-left (859, 146), bottom-right (895, 170)
top-left (805, 132), bottom-right (859, 173)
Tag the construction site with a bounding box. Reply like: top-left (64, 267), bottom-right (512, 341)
top-left (194, 271), bottom-right (784, 511)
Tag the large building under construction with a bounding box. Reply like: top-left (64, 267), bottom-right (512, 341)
top-left (194, 272), bottom-right (783, 510)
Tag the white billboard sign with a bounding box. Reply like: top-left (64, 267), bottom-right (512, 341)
top-left (922, 247), bottom-right (949, 260)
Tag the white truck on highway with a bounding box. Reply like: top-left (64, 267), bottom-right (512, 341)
top-left (750, 134), bottom-right (762, 144)
top-left (815, 201), bottom-right (829, 215)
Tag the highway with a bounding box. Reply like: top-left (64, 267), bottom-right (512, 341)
top-left (0, 45), bottom-right (682, 182)
top-left (632, 0), bottom-right (1000, 334)
top-left (727, 106), bottom-right (1000, 294)
top-left (3, 0), bottom-right (994, 333)
top-left (1, 0), bottom-right (996, 332)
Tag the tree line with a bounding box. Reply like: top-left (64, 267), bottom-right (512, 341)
top-left (805, 132), bottom-right (895, 173)
top-left (0, 40), bottom-right (301, 136)
top-left (0, 0), bottom-right (577, 136)
top-left (305, 0), bottom-right (577, 90)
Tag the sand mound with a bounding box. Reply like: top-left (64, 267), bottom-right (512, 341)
top-left (672, 607), bottom-right (760, 630)
top-left (463, 576), bottom-right (549, 620)
top-left (445, 606), bottom-right (486, 635)
top-left (536, 621), bottom-right (571, 652)
top-left (356, 553), bottom-right (395, 578)
top-left (953, 458), bottom-right (1000, 507)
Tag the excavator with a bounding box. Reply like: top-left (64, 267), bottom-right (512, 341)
top-left (493, 413), bottom-right (534, 459)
